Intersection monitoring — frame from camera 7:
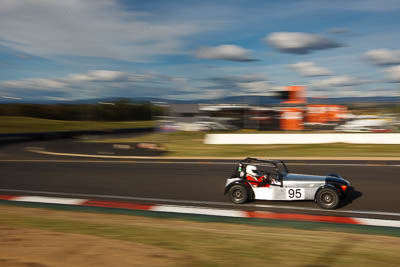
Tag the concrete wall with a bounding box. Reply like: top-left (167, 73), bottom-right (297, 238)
top-left (204, 133), bottom-right (400, 144)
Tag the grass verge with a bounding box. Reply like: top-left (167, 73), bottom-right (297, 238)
top-left (0, 116), bottom-right (154, 134)
top-left (91, 131), bottom-right (400, 158)
top-left (1, 204), bottom-right (400, 266)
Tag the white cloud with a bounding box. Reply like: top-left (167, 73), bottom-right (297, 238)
top-left (265, 32), bottom-right (341, 54)
top-left (0, 70), bottom-right (137, 97)
top-left (384, 66), bottom-right (400, 82)
top-left (202, 73), bottom-right (273, 96)
top-left (364, 49), bottom-right (400, 66)
top-left (289, 62), bottom-right (332, 77)
top-left (238, 81), bottom-right (273, 94)
top-left (239, 73), bottom-right (268, 82)
top-left (1, 78), bottom-right (67, 91)
top-left (310, 75), bottom-right (365, 88)
top-left (195, 45), bottom-right (256, 62)
top-left (68, 70), bottom-right (128, 82)
top-left (0, 69), bottom-right (205, 100)
top-left (167, 77), bottom-right (198, 93)
top-left (0, 0), bottom-right (202, 61)
top-left (0, 70), bottom-right (138, 92)
top-left (168, 89), bottom-right (228, 100)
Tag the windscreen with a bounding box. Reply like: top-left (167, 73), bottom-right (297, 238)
top-left (276, 161), bottom-right (289, 175)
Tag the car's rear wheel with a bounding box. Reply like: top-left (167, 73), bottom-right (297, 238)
top-left (316, 187), bottom-right (340, 209)
top-left (229, 184), bottom-right (249, 204)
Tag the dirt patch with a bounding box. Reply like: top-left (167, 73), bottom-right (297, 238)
top-left (0, 227), bottom-right (182, 267)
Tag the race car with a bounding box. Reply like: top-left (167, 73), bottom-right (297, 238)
top-left (224, 157), bottom-right (351, 209)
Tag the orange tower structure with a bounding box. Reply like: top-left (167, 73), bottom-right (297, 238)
top-left (280, 107), bottom-right (304, 130)
top-left (280, 86), bottom-right (306, 130)
top-left (279, 86), bottom-right (346, 130)
top-left (282, 85), bottom-right (306, 104)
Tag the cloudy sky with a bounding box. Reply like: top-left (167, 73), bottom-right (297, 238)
top-left (1, 0), bottom-right (400, 101)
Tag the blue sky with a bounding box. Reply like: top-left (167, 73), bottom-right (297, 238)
top-left (1, 0), bottom-right (400, 101)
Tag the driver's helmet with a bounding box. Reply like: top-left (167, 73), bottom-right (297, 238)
top-left (246, 165), bottom-right (259, 177)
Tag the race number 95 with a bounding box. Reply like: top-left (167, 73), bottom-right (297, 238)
top-left (286, 188), bottom-right (305, 200)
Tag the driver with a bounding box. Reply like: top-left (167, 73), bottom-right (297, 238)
top-left (246, 165), bottom-right (266, 186)
top-left (246, 165), bottom-right (281, 186)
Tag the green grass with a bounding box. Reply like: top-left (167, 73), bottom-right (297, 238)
top-left (0, 116), bottom-right (154, 134)
top-left (92, 131), bottom-right (400, 158)
top-left (1, 205), bottom-right (400, 266)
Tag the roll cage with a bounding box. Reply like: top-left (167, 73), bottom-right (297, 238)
top-left (231, 157), bottom-right (289, 186)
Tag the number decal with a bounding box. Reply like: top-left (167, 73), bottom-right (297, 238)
top-left (286, 188), bottom-right (305, 200)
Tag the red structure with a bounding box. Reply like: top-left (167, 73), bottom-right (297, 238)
top-left (282, 86), bottom-right (306, 104)
top-left (306, 105), bottom-right (347, 124)
top-left (279, 86), bottom-right (347, 130)
top-left (280, 107), bottom-right (304, 131)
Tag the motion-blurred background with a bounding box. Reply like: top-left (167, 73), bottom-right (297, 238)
top-left (1, 0), bottom-right (399, 141)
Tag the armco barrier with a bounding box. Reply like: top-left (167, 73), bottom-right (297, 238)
top-left (0, 127), bottom-right (155, 145)
top-left (204, 133), bottom-right (400, 145)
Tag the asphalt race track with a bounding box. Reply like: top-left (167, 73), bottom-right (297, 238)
top-left (1, 140), bottom-right (400, 221)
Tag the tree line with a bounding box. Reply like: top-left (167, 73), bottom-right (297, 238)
top-left (0, 100), bottom-right (166, 121)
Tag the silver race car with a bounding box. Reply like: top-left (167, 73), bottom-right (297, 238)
top-left (225, 158), bottom-right (351, 209)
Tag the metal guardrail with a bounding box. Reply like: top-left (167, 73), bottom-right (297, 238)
top-left (0, 127), bottom-right (155, 145)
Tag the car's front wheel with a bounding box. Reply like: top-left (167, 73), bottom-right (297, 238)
top-left (316, 187), bottom-right (340, 209)
top-left (228, 184), bottom-right (249, 204)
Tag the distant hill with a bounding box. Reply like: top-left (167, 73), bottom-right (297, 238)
top-left (1, 95), bottom-right (399, 105)
top-left (173, 96), bottom-right (400, 105)
top-left (307, 96), bottom-right (400, 104)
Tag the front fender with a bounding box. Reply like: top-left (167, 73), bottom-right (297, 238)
top-left (224, 179), bottom-right (254, 199)
top-left (314, 184), bottom-right (341, 202)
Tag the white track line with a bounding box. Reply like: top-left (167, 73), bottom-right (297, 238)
top-left (151, 205), bottom-right (247, 217)
top-left (0, 189), bottom-right (231, 206)
top-left (356, 218), bottom-right (400, 228)
top-left (22, 147), bottom-right (400, 165)
top-left (1, 188), bottom-right (400, 218)
top-left (0, 159), bottom-right (236, 164)
top-left (13, 196), bottom-right (85, 205)
top-left (254, 204), bottom-right (400, 217)
top-left (25, 149), bottom-right (169, 159)
top-left (1, 159), bottom-right (400, 167)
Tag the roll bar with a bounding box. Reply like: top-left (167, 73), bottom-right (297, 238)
top-left (239, 157), bottom-right (289, 174)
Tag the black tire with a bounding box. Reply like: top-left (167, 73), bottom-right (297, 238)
top-left (228, 184), bottom-right (249, 204)
top-left (316, 187), bottom-right (340, 209)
